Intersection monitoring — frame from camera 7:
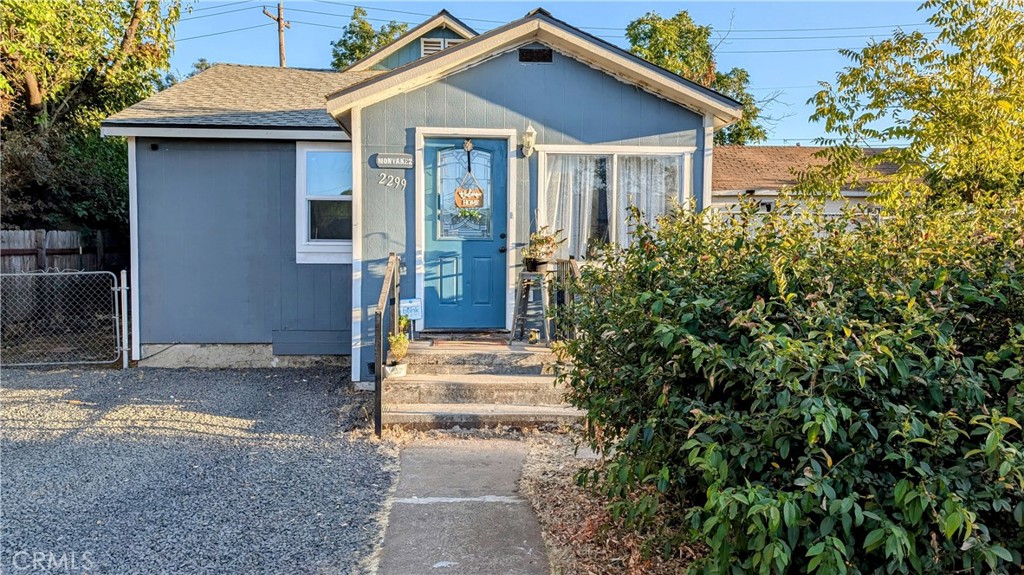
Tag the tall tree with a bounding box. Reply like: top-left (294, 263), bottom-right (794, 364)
top-left (0, 0), bottom-right (180, 132)
top-left (626, 11), bottom-right (769, 146)
top-left (0, 0), bottom-right (180, 234)
top-left (800, 0), bottom-right (1024, 206)
top-left (330, 7), bottom-right (408, 70)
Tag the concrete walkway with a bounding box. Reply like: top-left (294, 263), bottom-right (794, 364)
top-left (378, 440), bottom-right (550, 575)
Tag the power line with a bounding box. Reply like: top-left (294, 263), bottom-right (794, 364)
top-left (725, 22), bottom-right (928, 33)
top-left (311, 1), bottom-right (929, 35)
top-left (714, 30), bottom-right (938, 41)
top-left (749, 85), bottom-right (820, 91)
top-left (188, 0), bottom-right (252, 13)
top-left (719, 46), bottom-right (854, 54)
top-left (180, 5), bottom-right (922, 56)
top-left (293, 3), bottom-right (934, 47)
top-left (177, 22), bottom-right (274, 42)
top-left (288, 7), bottom-right (417, 26)
top-left (312, 0), bottom-right (506, 24)
top-left (180, 5), bottom-right (253, 21)
top-left (290, 19), bottom-right (343, 30)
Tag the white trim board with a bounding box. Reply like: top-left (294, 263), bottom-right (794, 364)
top-left (127, 137), bottom-right (141, 360)
top-left (350, 107), bottom-right (366, 387)
top-left (702, 114), bottom-right (714, 213)
top-left (101, 126), bottom-right (349, 141)
top-left (535, 144), bottom-right (696, 154)
top-left (414, 127), bottom-right (519, 332)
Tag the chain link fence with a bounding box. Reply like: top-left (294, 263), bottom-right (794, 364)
top-left (1, 271), bottom-right (124, 366)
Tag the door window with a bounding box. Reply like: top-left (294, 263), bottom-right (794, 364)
top-left (437, 145), bottom-right (493, 240)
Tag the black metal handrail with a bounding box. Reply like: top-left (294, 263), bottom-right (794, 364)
top-left (553, 257), bottom-right (582, 340)
top-left (373, 252), bottom-right (400, 437)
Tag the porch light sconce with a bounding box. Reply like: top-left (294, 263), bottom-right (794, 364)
top-left (521, 123), bottom-right (537, 158)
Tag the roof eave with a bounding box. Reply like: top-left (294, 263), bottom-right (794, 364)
top-left (345, 11), bottom-right (478, 72)
top-left (327, 15), bottom-right (743, 123)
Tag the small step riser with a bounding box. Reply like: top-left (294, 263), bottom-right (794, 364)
top-left (382, 413), bottom-right (581, 431)
top-left (385, 385), bottom-right (566, 405)
top-left (405, 363), bottom-right (554, 376)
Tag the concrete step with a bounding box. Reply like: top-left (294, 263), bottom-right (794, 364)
top-left (403, 345), bottom-right (558, 376)
top-left (385, 374), bottom-right (566, 405)
top-left (381, 402), bottom-right (583, 430)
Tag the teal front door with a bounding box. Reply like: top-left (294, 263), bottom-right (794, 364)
top-left (423, 137), bottom-right (508, 329)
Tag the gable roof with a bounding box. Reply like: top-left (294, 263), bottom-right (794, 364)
top-left (345, 9), bottom-right (477, 72)
top-left (101, 64), bottom-right (380, 133)
top-left (712, 146), bottom-right (899, 193)
top-left (326, 8), bottom-right (743, 129)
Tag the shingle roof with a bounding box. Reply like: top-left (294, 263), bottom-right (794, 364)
top-left (102, 64), bottom-right (381, 130)
top-left (712, 145), bottom-right (899, 192)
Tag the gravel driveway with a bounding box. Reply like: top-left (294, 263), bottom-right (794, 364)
top-left (1, 367), bottom-right (396, 575)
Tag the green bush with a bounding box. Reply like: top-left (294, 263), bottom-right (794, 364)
top-left (562, 198), bottom-right (1024, 574)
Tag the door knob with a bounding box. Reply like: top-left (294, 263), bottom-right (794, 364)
top-left (499, 232), bottom-right (507, 239)
top-left (498, 246), bottom-right (507, 253)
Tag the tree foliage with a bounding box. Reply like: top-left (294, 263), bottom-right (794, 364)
top-left (0, 0), bottom-right (180, 234)
top-left (562, 199), bottom-right (1024, 574)
top-left (626, 11), bottom-right (768, 146)
top-left (330, 7), bottom-right (408, 70)
top-left (0, 0), bottom-right (180, 131)
top-left (800, 0), bottom-right (1024, 206)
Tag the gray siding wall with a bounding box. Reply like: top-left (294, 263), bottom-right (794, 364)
top-left (355, 45), bottom-right (705, 379)
top-left (136, 138), bottom-right (351, 355)
top-left (376, 27), bottom-right (465, 70)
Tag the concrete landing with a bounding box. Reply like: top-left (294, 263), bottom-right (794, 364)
top-left (378, 441), bottom-right (550, 575)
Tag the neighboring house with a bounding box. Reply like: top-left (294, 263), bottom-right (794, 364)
top-left (100, 8), bottom-right (743, 385)
top-left (711, 145), bottom-right (893, 213)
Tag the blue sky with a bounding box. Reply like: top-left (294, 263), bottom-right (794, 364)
top-left (171, 1), bottom-right (932, 144)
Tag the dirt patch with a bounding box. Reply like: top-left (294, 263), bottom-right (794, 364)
top-left (519, 434), bottom-right (705, 575)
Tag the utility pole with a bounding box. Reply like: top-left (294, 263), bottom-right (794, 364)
top-left (262, 3), bottom-right (290, 67)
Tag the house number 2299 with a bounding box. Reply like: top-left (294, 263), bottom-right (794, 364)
top-left (378, 173), bottom-right (407, 191)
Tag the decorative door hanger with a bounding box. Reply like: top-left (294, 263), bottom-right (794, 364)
top-left (453, 139), bottom-right (485, 208)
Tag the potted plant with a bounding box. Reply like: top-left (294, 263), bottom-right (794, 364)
top-left (385, 315), bottom-right (411, 378)
top-left (522, 226), bottom-right (565, 273)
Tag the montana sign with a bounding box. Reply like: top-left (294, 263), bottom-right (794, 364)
top-left (372, 153), bottom-right (414, 169)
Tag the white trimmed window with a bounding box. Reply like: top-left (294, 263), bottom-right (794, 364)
top-left (539, 147), bottom-right (694, 260)
top-left (296, 142), bottom-right (353, 264)
top-left (421, 37), bottom-right (464, 57)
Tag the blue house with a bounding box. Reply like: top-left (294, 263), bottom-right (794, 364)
top-left (101, 9), bottom-right (743, 386)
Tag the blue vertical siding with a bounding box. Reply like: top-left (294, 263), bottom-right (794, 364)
top-left (355, 44), bottom-right (705, 379)
top-left (136, 139), bottom-right (351, 354)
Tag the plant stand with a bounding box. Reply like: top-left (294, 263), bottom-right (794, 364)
top-left (509, 271), bottom-right (551, 344)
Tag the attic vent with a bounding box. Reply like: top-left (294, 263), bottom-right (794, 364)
top-left (518, 48), bottom-right (553, 63)
top-left (421, 37), bottom-right (463, 57)
top-left (421, 38), bottom-right (445, 57)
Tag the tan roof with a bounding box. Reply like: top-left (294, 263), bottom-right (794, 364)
top-left (713, 145), bottom-right (898, 192)
top-left (102, 64), bottom-right (381, 130)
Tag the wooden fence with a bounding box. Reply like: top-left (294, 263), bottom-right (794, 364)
top-left (0, 230), bottom-right (126, 274)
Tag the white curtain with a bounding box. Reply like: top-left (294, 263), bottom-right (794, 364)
top-left (544, 155), bottom-right (610, 259)
top-left (617, 155), bottom-right (681, 244)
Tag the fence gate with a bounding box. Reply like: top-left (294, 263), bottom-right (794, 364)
top-left (1, 271), bottom-right (128, 367)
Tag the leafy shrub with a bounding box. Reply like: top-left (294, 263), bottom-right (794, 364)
top-left (562, 198), bottom-right (1024, 574)
top-left (1, 128), bottom-right (128, 234)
